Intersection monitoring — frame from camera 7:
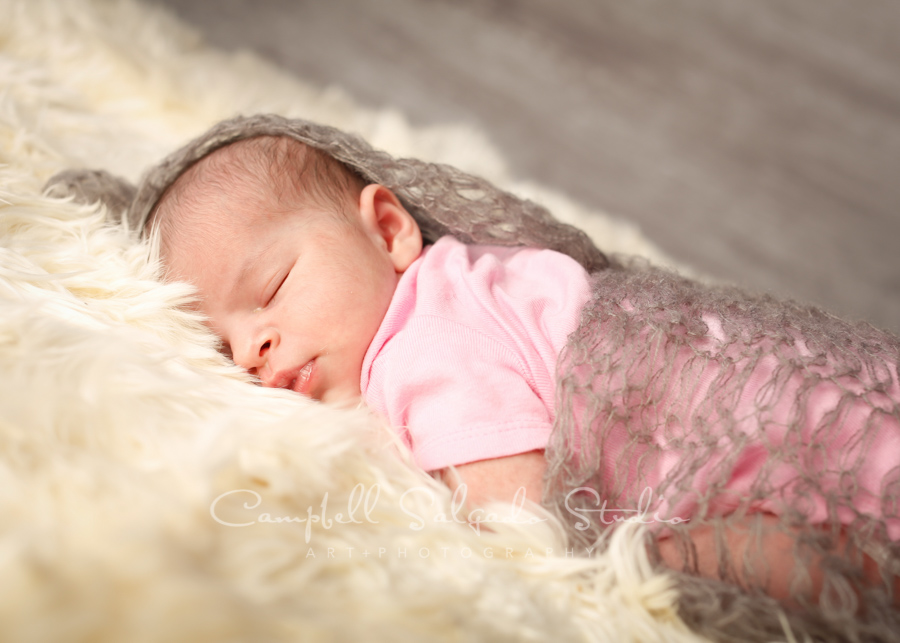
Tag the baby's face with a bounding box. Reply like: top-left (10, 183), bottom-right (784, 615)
top-left (161, 183), bottom-right (421, 404)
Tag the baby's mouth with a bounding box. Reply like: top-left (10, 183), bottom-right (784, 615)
top-left (289, 359), bottom-right (316, 397)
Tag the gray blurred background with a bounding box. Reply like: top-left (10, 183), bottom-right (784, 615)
top-left (150, 0), bottom-right (900, 333)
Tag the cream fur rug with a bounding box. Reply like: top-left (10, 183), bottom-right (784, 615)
top-left (0, 1), bottom-right (711, 641)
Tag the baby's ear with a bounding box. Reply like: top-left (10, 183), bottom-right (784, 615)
top-left (358, 184), bottom-right (423, 272)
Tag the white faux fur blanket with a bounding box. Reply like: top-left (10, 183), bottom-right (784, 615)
top-left (0, 1), bottom-right (708, 641)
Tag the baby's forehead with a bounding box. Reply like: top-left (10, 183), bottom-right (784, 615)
top-left (167, 142), bottom-right (282, 209)
top-left (155, 153), bottom-right (275, 256)
top-left (155, 135), bottom-right (352, 255)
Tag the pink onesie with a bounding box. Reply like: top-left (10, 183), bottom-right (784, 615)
top-left (360, 235), bottom-right (592, 472)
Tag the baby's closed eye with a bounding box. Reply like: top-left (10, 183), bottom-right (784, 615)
top-left (264, 271), bottom-right (290, 307)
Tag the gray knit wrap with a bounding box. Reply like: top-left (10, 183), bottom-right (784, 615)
top-left (112, 114), bottom-right (606, 272)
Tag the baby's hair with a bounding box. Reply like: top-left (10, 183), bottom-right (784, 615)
top-left (150, 135), bottom-right (367, 251)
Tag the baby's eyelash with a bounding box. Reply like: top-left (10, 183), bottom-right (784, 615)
top-left (267, 273), bottom-right (289, 305)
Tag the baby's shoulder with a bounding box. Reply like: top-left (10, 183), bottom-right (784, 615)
top-left (421, 236), bottom-right (589, 287)
top-left (406, 236), bottom-right (591, 341)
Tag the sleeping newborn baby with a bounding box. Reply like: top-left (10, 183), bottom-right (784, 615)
top-left (153, 133), bottom-right (587, 510)
top-left (126, 116), bottom-right (899, 614)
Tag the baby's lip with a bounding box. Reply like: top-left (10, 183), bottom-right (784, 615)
top-left (291, 360), bottom-right (316, 397)
top-left (270, 360), bottom-right (317, 398)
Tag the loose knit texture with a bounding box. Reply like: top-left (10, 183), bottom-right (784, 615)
top-left (546, 259), bottom-right (900, 642)
top-left (47, 115), bottom-right (900, 643)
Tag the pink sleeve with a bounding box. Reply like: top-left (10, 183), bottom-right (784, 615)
top-left (365, 315), bottom-right (554, 472)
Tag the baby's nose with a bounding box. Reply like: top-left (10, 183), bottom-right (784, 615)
top-left (253, 346), bottom-right (281, 386)
top-left (233, 330), bottom-right (276, 376)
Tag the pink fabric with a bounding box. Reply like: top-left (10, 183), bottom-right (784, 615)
top-left (360, 236), bottom-right (591, 471)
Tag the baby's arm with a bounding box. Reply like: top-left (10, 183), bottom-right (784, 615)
top-left (438, 453), bottom-right (806, 600)
top-left (656, 514), bottom-right (797, 599)
top-left (437, 450), bottom-right (546, 511)
top-left (441, 460), bottom-right (896, 606)
top-left (655, 513), bottom-right (897, 605)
